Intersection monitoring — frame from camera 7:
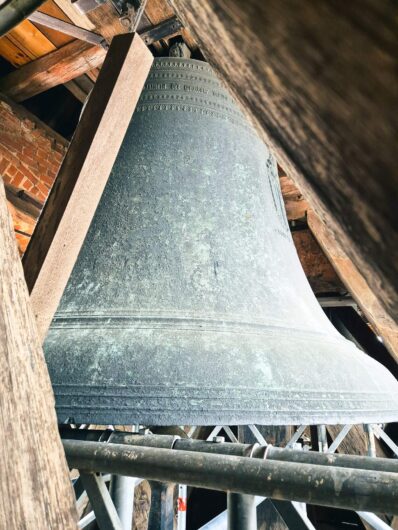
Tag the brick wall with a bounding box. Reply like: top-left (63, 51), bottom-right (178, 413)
top-left (0, 95), bottom-right (68, 203)
top-left (0, 94), bottom-right (68, 253)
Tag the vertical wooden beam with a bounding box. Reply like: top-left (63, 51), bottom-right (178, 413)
top-left (0, 178), bottom-right (77, 529)
top-left (22, 33), bottom-right (153, 341)
top-left (169, 0), bottom-right (398, 323)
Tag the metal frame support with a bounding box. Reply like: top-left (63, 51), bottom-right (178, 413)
top-left (177, 484), bottom-right (187, 530)
top-left (357, 512), bottom-right (394, 530)
top-left (64, 439), bottom-right (398, 514)
top-left (365, 424), bottom-right (377, 457)
top-left (373, 424), bottom-right (398, 457)
top-left (109, 475), bottom-right (137, 530)
top-left (227, 492), bottom-right (257, 530)
top-left (286, 425), bottom-right (307, 448)
top-left (327, 424), bottom-right (352, 453)
top-left (317, 425), bottom-right (328, 452)
top-left (61, 429), bottom-right (398, 473)
top-left (247, 425), bottom-right (267, 446)
top-left (79, 472), bottom-right (123, 530)
top-left (147, 481), bottom-right (175, 530)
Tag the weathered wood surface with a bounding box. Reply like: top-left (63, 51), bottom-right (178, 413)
top-left (23, 33), bottom-right (153, 341)
top-left (0, 39), bottom-right (106, 101)
top-left (279, 174), bottom-right (308, 222)
top-left (279, 172), bottom-right (398, 362)
top-left (308, 211), bottom-right (398, 362)
top-left (53, 0), bottom-right (95, 30)
top-left (170, 0), bottom-right (398, 324)
top-left (0, 178), bottom-right (77, 530)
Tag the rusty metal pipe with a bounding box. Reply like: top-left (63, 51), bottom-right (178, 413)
top-left (60, 429), bottom-right (398, 474)
top-left (63, 440), bottom-right (398, 514)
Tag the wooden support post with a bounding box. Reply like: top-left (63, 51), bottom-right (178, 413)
top-left (22, 33), bottom-right (153, 342)
top-left (0, 40), bottom-right (107, 102)
top-left (0, 178), bottom-right (77, 529)
top-left (169, 0), bottom-right (398, 322)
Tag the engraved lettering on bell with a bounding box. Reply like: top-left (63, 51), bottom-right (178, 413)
top-left (44, 58), bottom-right (398, 426)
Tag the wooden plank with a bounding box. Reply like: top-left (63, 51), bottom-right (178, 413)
top-left (0, 19), bottom-right (55, 67)
top-left (169, 0), bottom-right (398, 324)
top-left (0, 35), bottom-right (32, 66)
top-left (64, 74), bottom-right (94, 103)
top-left (86, 3), bottom-right (128, 42)
top-left (6, 19), bottom-right (56, 59)
top-left (308, 210), bottom-right (398, 363)
top-left (36, 0), bottom-right (75, 47)
top-left (0, 39), bottom-right (106, 102)
top-left (22, 33), bottom-right (153, 341)
top-left (279, 173), bottom-right (309, 221)
top-left (53, 0), bottom-right (95, 30)
top-left (0, 178), bottom-right (77, 529)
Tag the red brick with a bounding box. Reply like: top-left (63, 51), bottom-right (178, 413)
top-left (0, 136), bottom-right (20, 154)
top-left (22, 146), bottom-right (36, 158)
top-left (40, 173), bottom-right (55, 187)
top-left (48, 161), bottom-right (61, 175)
top-left (19, 164), bottom-right (37, 183)
top-left (23, 154), bottom-right (40, 169)
top-left (36, 181), bottom-right (50, 196)
top-left (22, 179), bottom-right (33, 192)
top-left (36, 137), bottom-right (52, 150)
top-left (6, 164), bottom-right (18, 177)
top-left (36, 191), bottom-right (47, 203)
top-left (12, 171), bottom-right (25, 188)
top-left (52, 150), bottom-right (65, 164)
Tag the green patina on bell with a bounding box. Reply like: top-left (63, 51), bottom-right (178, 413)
top-left (44, 58), bottom-right (398, 426)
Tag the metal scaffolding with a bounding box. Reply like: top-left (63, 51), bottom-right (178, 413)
top-left (62, 423), bottom-right (398, 530)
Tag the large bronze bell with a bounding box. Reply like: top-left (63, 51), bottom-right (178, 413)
top-left (44, 58), bottom-right (398, 426)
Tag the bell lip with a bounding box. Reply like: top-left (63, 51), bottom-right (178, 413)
top-left (56, 409), bottom-right (398, 427)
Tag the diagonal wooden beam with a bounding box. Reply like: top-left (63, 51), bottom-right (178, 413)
top-left (0, 39), bottom-right (107, 102)
top-left (0, 178), bottom-right (78, 529)
top-left (22, 33), bottom-right (153, 341)
top-left (279, 172), bottom-right (398, 363)
top-left (169, 0), bottom-right (398, 324)
top-left (307, 210), bottom-right (398, 363)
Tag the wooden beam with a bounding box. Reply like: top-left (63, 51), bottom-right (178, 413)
top-left (279, 174), bottom-right (309, 222)
top-left (85, 2), bottom-right (128, 42)
top-left (279, 172), bottom-right (398, 362)
top-left (145, 0), bottom-right (197, 50)
top-left (0, 178), bottom-right (77, 529)
top-left (0, 39), bottom-right (106, 102)
top-left (53, 0), bottom-right (96, 30)
top-left (308, 210), bottom-right (398, 363)
top-left (22, 33), bottom-right (153, 341)
top-left (169, 0), bottom-right (398, 323)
